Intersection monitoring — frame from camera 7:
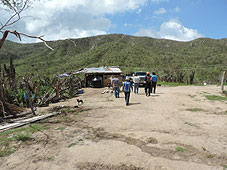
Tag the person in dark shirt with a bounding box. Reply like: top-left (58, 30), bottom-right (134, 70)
top-left (144, 72), bottom-right (151, 96)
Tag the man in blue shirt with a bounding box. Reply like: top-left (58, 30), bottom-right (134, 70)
top-left (151, 72), bottom-right (158, 93)
top-left (122, 77), bottom-right (133, 106)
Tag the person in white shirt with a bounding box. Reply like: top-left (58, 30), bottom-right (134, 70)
top-left (133, 76), bottom-right (140, 94)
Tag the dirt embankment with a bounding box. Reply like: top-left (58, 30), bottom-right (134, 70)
top-left (0, 85), bottom-right (227, 170)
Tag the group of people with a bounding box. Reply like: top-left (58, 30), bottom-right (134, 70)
top-left (111, 72), bottom-right (158, 106)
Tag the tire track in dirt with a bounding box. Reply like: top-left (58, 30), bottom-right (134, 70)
top-left (75, 124), bottom-right (227, 167)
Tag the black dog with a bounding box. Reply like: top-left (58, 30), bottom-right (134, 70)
top-left (77, 99), bottom-right (83, 105)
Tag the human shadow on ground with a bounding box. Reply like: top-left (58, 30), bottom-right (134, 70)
top-left (129, 102), bottom-right (141, 105)
top-left (137, 93), bottom-right (161, 96)
top-left (114, 96), bottom-right (124, 98)
top-left (150, 95), bottom-right (160, 97)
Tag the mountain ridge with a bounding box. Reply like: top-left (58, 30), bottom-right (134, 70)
top-left (0, 34), bottom-right (226, 83)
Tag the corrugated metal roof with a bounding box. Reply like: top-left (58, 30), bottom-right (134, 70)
top-left (84, 67), bottom-right (122, 74)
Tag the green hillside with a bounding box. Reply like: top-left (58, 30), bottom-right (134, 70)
top-left (0, 34), bottom-right (227, 83)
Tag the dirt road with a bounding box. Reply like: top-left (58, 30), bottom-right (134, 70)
top-left (0, 85), bottom-right (227, 170)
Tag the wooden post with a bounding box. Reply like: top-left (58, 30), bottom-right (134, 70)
top-left (0, 65), bottom-right (1, 79)
top-left (221, 71), bottom-right (226, 93)
top-left (0, 65), bottom-right (2, 99)
top-left (24, 79), bottom-right (36, 116)
top-left (69, 76), bottom-right (74, 97)
top-left (9, 56), bottom-right (16, 89)
top-left (0, 97), bottom-right (6, 117)
top-left (32, 86), bottom-right (40, 104)
top-left (55, 79), bottom-right (60, 99)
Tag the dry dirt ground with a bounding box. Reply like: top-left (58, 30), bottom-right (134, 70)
top-left (0, 85), bottom-right (227, 170)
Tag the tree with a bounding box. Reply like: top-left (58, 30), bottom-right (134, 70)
top-left (0, 0), bottom-right (53, 50)
top-left (0, 0), bottom-right (53, 117)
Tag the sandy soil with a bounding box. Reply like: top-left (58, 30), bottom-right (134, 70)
top-left (0, 85), bottom-right (227, 170)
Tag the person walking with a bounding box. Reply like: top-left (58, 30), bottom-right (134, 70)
top-left (133, 75), bottom-right (140, 94)
top-left (122, 77), bottom-right (133, 106)
top-left (144, 72), bottom-right (152, 96)
top-left (151, 72), bottom-right (158, 93)
top-left (126, 75), bottom-right (133, 91)
top-left (112, 77), bottom-right (120, 98)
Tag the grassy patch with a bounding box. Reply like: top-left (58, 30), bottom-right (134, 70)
top-left (0, 123), bottom-right (50, 157)
top-left (29, 124), bottom-right (50, 132)
top-left (14, 134), bottom-right (33, 142)
top-left (55, 127), bottom-right (65, 130)
top-left (223, 165), bottom-right (227, 170)
top-left (205, 95), bottom-right (227, 101)
top-left (188, 94), bottom-right (196, 98)
top-left (47, 156), bottom-right (54, 161)
top-left (0, 124), bottom-right (50, 138)
top-left (186, 108), bottom-right (204, 112)
top-left (67, 142), bottom-right (77, 148)
top-left (175, 146), bottom-right (186, 152)
top-left (0, 148), bottom-right (16, 157)
top-left (184, 122), bottom-right (195, 126)
top-left (207, 154), bottom-right (215, 158)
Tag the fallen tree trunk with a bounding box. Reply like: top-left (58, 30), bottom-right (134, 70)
top-left (0, 112), bottom-right (60, 132)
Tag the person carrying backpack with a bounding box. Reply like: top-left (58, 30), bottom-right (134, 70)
top-left (151, 72), bottom-right (158, 93)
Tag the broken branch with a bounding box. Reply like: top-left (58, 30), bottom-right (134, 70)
top-left (0, 30), bottom-right (54, 50)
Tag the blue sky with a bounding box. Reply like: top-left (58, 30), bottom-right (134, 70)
top-left (1, 0), bottom-right (227, 43)
top-left (107, 0), bottom-right (227, 40)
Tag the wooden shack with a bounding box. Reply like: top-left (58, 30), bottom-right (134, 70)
top-left (74, 67), bottom-right (123, 87)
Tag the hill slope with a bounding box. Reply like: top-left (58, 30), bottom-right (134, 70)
top-left (0, 34), bottom-right (227, 83)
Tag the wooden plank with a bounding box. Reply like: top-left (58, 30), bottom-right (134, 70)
top-left (2, 110), bottom-right (32, 119)
top-left (0, 112), bottom-right (60, 132)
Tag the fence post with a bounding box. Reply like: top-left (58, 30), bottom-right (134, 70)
top-left (221, 71), bottom-right (226, 93)
top-left (24, 78), bottom-right (36, 116)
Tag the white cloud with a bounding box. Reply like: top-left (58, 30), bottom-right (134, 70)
top-left (154, 8), bottom-right (167, 15)
top-left (152, 0), bottom-right (169, 3)
top-left (134, 19), bottom-right (203, 41)
top-left (36, 28), bottom-right (106, 42)
top-left (0, 0), bottom-right (147, 42)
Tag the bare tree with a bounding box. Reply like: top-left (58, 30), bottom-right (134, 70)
top-left (0, 0), bottom-right (54, 117)
top-left (0, 0), bottom-right (53, 50)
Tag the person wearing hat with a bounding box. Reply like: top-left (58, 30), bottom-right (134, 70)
top-left (122, 77), bottom-right (133, 106)
top-left (144, 72), bottom-right (152, 96)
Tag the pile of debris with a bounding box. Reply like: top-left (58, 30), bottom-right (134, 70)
top-left (0, 57), bottom-right (82, 121)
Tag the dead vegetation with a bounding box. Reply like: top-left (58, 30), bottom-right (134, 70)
top-left (0, 57), bottom-right (82, 122)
